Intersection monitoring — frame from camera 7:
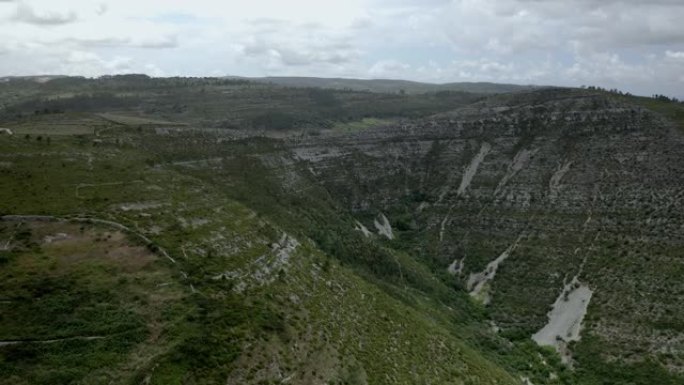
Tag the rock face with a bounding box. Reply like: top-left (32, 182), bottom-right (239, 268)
top-left (533, 278), bottom-right (593, 364)
top-left (467, 235), bottom-right (523, 305)
top-left (269, 89), bottom-right (684, 372)
top-left (6, 78), bottom-right (683, 383)
top-left (373, 213), bottom-right (394, 240)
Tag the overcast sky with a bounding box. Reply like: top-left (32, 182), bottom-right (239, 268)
top-left (0, 0), bottom-right (683, 97)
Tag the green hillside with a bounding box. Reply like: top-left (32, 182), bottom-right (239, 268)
top-left (1, 76), bottom-right (683, 385)
top-left (229, 76), bottom-right (540, 94)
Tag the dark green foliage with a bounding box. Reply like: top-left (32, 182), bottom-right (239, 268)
top-left (250, 111), bottom-right (299, 130)
top-left (12, 93), bottom-right (138, 116)
top-left (153, 294), bottom-right (288, 384)
top-left (0, 76), bottom-right (484, 130)
top-left (308, 88), bottom-right (340, 107)
top-left (1, 80), bottom-right (683, 385)
top-left (574, 334), bottom-right (683, 385)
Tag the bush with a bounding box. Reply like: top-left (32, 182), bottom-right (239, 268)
top-left (250, 111), bottom-right (298, 130)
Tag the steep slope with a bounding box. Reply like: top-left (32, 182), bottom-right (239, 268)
top-left (0, 125), bottom-right (525, 384)
top-left (0, 219), bottom-right (186, 385)
top-left (1, 83), bottom-right (683, 385)
top-left (0, 75), bottom-right (484, 130)
top-left (230, 76), bottom-right (539, 94)
top-left (271, 88), bottom-right (684, 383)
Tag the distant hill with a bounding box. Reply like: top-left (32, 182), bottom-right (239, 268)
top-left (1, 75), bottom-right (539, 94)
top-left (0, 75), bottom-right (71, 83)
top-left (3, 74), bottom-right (684, 385)
top-left (226, 76), bottom-right (540, 94)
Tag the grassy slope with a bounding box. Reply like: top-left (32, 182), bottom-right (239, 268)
top-left (575, 93), bottom-right (684, 385)
top-left (3, 83), bottom-right (680, 385)
top-left (237, 76), bottom-right (537, 94)
top-left (147, 134), bottom-right (581, 385)
top-left (626, 95), bottom-right (684, 131)
top-left (0, 123), bottom-right (523, 384)
top-left (0, 76), bottom-right (485, 130)
top-left (0, 221), bottom-right (187, 385)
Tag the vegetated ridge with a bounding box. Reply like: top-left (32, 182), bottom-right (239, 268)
top-left (1, 75), bottom-right (683, 385)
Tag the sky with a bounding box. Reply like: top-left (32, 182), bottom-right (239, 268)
top-left (0, 0), bottom-right (683, 98)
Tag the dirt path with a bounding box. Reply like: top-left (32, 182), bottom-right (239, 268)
top-left (1, 229), bottom-right (16, 251)
top-left (74, 180), bottom-right (144, 198)
top-left (438, 207), bottom-right (452, 242)
top-left (0, 336), bottom-right (105, 347)
top-left (0, 215), bottom-right (176, 264)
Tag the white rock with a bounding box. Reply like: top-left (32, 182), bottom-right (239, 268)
top-left (374, 213), bottom-right (394, 240)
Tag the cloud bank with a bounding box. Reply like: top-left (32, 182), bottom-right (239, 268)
top-left (0, 0), bottom-right (682, 97)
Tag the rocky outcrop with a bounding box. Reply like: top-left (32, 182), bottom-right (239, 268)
top-left (267, 89), bottom-right (684, 371)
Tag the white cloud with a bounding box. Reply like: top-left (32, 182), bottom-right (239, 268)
top-left (666, 50), bottom-right (684, 60)
top-left (0, 0), bottom-right (682, 97)
top-left (233, 18), bottom-right (361, 71)
top-left (60, 35), bottom-right (178, 49)
top-left (369, 60), bottom-right (411, 77)
top-left (95, 3), bottom-right (107, 16)
top-left (13, 2), bottom-right (77, 25)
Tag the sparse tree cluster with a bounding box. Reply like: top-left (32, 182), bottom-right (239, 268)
top-left (582, 85), bottom-right (681, 102)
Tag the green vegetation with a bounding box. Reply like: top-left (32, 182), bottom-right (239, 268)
top-left (0, 75), bottom-right (485, 131)
top-left (626, 96), bottom-right (684, 131)
top-left (0, 222), bottom-right (186, 384)
top-left (331, 118), bottom-right (390, 133)
top-left (0, 77), bottom-right (683, 384)
top-left (0, 128), bottom-right (523, 384)
top-left (242, 76), bottom-right (539, 94)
